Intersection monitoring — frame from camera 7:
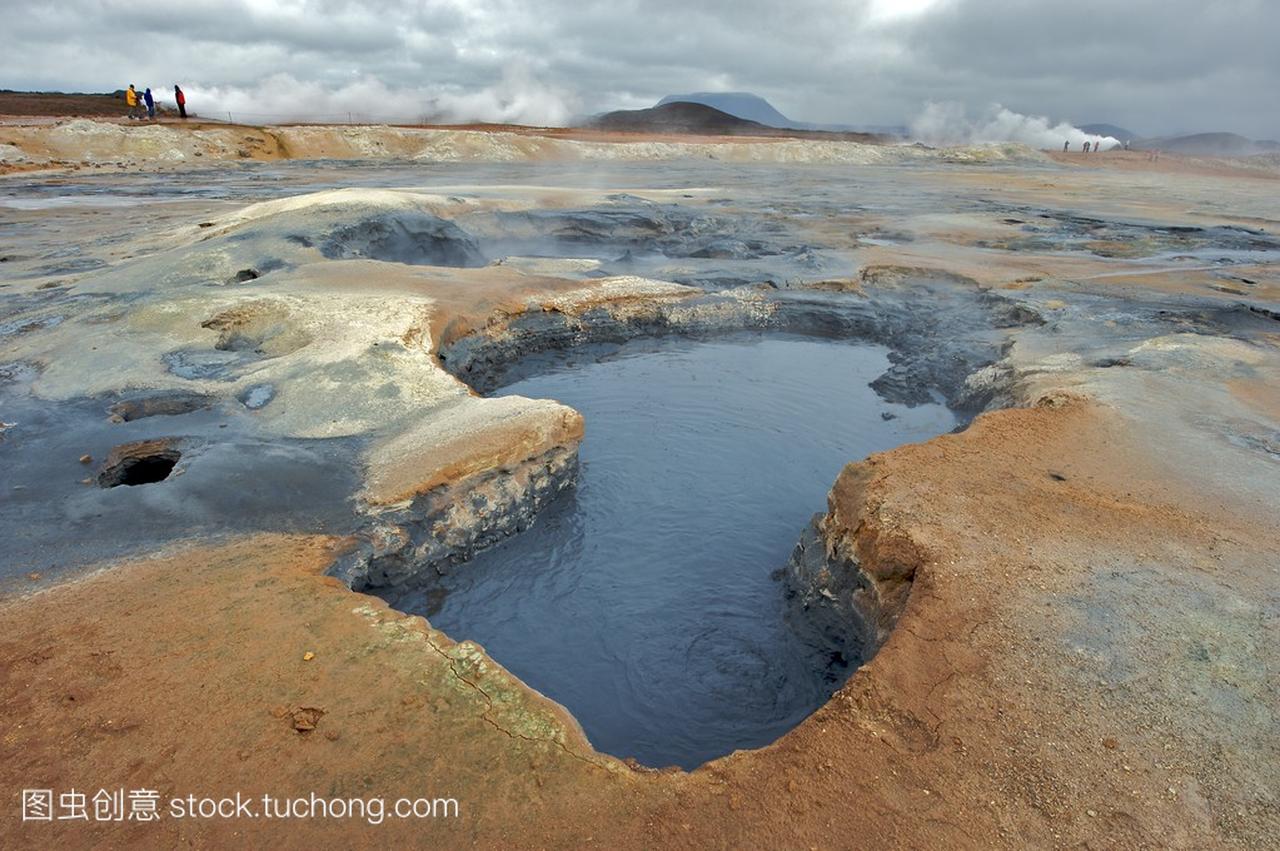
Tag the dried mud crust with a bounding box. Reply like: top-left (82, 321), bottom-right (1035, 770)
top-left (434, 276), bottom-right (1030, 411)
top-left (2, 398), bottom-right (1275, 848)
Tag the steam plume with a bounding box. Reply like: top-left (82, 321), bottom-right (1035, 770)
top-left (911, 101), bottom-right (1121, 150)
top-left (185, 66), bottom-right (576, 126)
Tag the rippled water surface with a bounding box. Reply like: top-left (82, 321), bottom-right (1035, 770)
top-left (381, 334), bottom-right (954, 768)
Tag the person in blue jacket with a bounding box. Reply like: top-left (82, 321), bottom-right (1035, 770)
top-left (144, 87), bottom-right (155, 120)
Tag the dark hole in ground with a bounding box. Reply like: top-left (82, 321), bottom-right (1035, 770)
top-left (98, 447), bottom-right (181, 487)
top-left (379, 333), bottom-right (956, 769)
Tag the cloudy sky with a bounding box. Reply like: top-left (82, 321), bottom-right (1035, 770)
top-left (2, 0), bottom-right (1277, 138)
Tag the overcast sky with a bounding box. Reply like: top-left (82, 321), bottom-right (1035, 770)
top-left (2, 0), bottom-right (1277, 137)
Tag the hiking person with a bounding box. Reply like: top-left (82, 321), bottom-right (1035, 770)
top-left (1083, 140), bottom-right (1091, 153)
top-left (144, 87), bottom-right (155, 120)
top-left (1063, 140), bottom-right (1070, 153)
top-left (174, 84), bottom-right (187, 119)
top-left (125, 84), bottom-right (141, 120)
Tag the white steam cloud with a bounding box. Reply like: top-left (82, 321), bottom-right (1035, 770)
top-left (911, 102), bottom-right (1121, 151)
top-left (184, 66), bottom-right (576, 127)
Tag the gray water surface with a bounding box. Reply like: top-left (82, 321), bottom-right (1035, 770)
top-left (381, 333), bottom-right (955, 768)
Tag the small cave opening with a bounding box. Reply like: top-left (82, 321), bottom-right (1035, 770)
top-left (98, 443), bottom-right (182, 488)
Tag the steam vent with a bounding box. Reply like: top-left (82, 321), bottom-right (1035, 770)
top-left (2, 110), bottom-right (1279, 847)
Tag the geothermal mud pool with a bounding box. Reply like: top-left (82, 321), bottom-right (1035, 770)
top-left (1, 144), bottom-right (1278, 847)
top-left (380, 334), bottom-right (955, 768)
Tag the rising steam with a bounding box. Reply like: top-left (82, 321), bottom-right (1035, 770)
top-left (911, 102), bottom-right (1120, 150)
top-left (185, 66), bottom-right (576, 127)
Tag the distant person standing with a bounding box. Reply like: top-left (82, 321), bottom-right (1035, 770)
top-left (125, 84), bottom-right (141, 120)
top-left (143, 87), bottom-right (155, 120)
top-left (1063, 140), bottom-right (1070, 152)
top-left (1083, 140), bottom-right (1091, 154)
top-left (174, 84), bottom-right (187, 119)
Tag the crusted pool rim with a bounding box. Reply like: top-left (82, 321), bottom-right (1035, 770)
top-left (332, 272), bottom-right (1036, 664)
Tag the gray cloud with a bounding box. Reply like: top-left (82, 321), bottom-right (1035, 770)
top-left (1, 0), bottom-right (1277, 137)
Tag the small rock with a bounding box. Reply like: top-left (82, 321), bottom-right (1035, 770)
top-left (291, 706), bottom-right (325, 732)
top-left (1102, 736), bottom-right (1118, 750)
top-left (302, 651), bottom-right (315, 662)
top-left (27, 571), bottom-right (41, 581)
top-left (237, 749), bottom-right (251, 761)
top-left (324, 730), bottom-right (340, 741)
top-left (79, 454), bottom-right (93, 464)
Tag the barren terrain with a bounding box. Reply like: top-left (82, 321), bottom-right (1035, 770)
top-left (1, 121), bottom-right (1277, 848)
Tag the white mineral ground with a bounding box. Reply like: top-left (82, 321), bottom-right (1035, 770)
top-left (0, 122), bottom-right (1277, 848)
top-left (0, 118), bottom-right (1049, 168)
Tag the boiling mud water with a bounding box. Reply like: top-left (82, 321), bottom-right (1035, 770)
top-left (380, 334), bottom-right (954, 769)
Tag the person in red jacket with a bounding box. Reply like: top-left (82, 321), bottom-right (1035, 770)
top-left (174, 84), bottom-right (187, 119)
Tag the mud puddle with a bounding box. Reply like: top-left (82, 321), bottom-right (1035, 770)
top-left (379, 333), bottom-right (954, 768)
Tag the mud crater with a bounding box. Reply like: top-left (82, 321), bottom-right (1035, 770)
top-left (320, 211), bottom-right (485, 267)
top-left (380, 334), bottom-right (956, 768)
top-left (360, 275), bottom-right (1033, 769)
top-left (98, 439), bottom-right (182, 488)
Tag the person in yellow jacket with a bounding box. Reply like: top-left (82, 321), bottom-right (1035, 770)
top-left (125, 84), bottom-right (142, 120)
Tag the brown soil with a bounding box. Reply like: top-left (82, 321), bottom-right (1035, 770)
top-left (3, 398), bottom-right (1275, 847)
top-left (0, 91), bottom-right (134, 118)
top-left (1046, 149), bottom-right (1280, 180)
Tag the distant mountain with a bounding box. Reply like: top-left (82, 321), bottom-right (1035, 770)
top-left (587, 101), bottom-right (775, 135)
top-left (583, 101), bottom-right (889, 143)
top-left (1133, 132), bottom-right (1280, 156)
top-left (655, 92), bottom-right (905, 136)
top-left (656, 92), bottom-right (795, 128)
top-left (1079, 123), bottom-right (1140, 141)
top-left (1075, 120), bottom-right (1280, 157)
